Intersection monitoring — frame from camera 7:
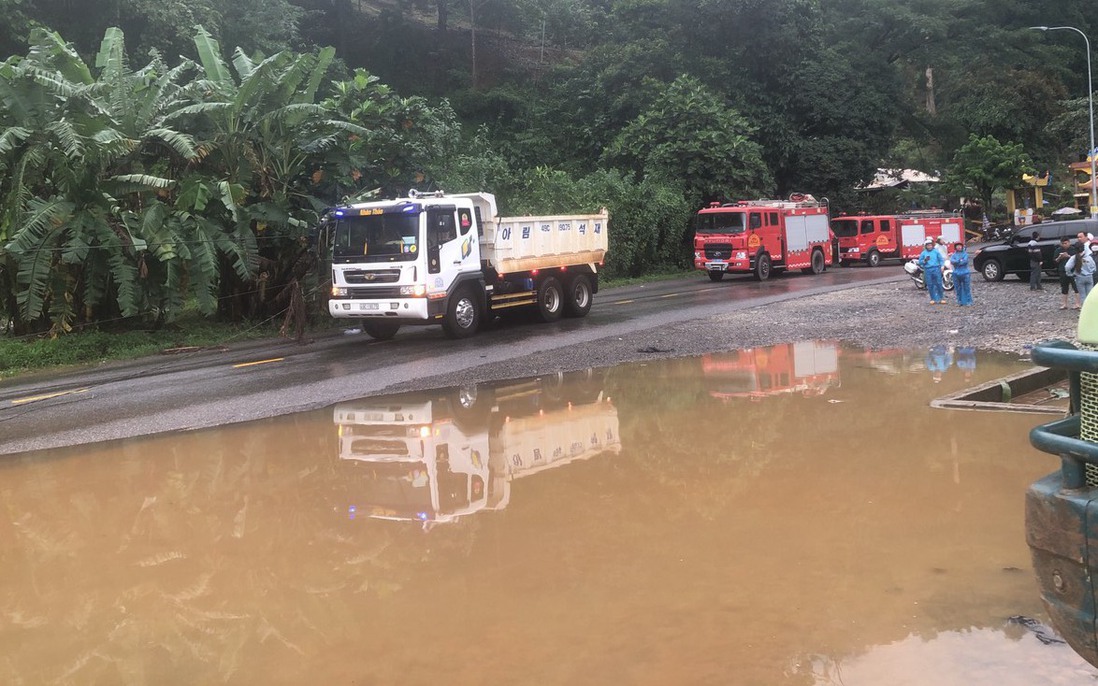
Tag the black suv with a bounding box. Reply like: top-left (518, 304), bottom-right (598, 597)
top-left (972, 219), bottom-right (1098, 281)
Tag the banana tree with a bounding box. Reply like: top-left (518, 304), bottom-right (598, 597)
top-left (0, 28), bottom-right (202, 335)
top-left (169, 26), bottom-right (368, 321)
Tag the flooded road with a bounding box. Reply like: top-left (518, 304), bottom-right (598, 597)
top-left (2, 342), bottom-right (1093, 685)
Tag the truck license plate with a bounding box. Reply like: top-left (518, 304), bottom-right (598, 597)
top-left (705, 262), bottom-right (726, 270)
top-left (359, 303), bottom-right (379, 310)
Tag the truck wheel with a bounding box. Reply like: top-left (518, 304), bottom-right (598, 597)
top-left (362, 321), bottom-right (400, 340)
top-left (981, 259), bottom-right (1004, 282)
top-left (564, 274), bottom-right (594, 318)
top-left (442, 286), bottom-right (481, 339)
top-left (451, 383), bottom-right (492, 430)
top-left (707, 270), bottom-right (724, 282)
top-left (536, 276), bottom-right (564, 322)
top-left (754, 253), bottom-right (771, 281)
top-left (866, 250), bottom-right (881, 268)
top-left (809, 249), bottom-right (826, 274)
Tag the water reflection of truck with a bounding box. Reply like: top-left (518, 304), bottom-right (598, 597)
top-left (333, 374), bottom-right (621, 525)
top-left (701, 341), bottom-right (840, 400)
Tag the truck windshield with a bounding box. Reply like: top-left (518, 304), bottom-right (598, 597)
top-left (831, 219), bottom-right (858, 238)
top-left (360, 464), bottom-right (434, 513)
top-left (696, 212), bottom-right (746, 235)
top-left (332, 213), bottom-right (419, 263)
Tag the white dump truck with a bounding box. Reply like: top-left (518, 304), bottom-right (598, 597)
top-left (333, 373), bottom-right (622, 526)
top-left (324, 190), bottom-right (609, 339)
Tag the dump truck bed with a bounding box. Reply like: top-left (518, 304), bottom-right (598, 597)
top-left (481, 211), bottom-right (609, 273)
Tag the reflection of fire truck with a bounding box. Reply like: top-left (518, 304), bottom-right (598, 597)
top-left (701, 341), bottom-right (840, 400)
top-left (693, 195), bottom-right (833, 282)
top-left (332, 373), bottom-right (621, 526)
top-left (832, 213), bottom-right (964, 267)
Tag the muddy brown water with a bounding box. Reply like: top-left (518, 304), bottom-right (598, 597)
top-left (2, 342), bottom-right (1094, 685)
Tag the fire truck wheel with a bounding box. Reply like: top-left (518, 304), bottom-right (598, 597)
top-left (536, 276), bottom-right (564, 322)
top-left (866, 250), bottom-right (881, 268)
top-left (707, 270), bottom-right (724, 282)
top-left (754, 253), bottom-right (772, 281)
top-left (980, 258), bottom-right (1004, 282)
top-left (564, 274), bottom-right (594, 317)
top-left (810, 249), bottom-right (826, 274)
top-left (442, 286), bottom-right (481, 339)
top-left (362, 321), bottom-right (400, 340)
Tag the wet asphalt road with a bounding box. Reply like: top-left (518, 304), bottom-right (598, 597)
top-left (0, 265), bottom-right (905, 455)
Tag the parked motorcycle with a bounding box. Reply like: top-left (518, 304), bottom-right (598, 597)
top-left (904, 259), bottom-right (955, 291)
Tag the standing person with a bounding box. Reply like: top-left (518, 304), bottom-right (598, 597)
top-left (935, 236), bottom-right (953, 276)
top-left (949, 242), bottom-right (973, 306)
top-left (1067, 245), bottom-right (1097, 303)
top-left (1055, 236), bottom-right (1081, 310)
top-left (1027, 231), bottom-right (1044, 291)
top-left (918, 237), bottom-right (946, 304)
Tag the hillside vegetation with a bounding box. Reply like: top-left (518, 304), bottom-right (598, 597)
top-left (0, 0), bottom-right (1094, 336)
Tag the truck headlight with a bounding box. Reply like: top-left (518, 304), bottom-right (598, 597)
top-left (399, 284), bottom-right (427, 297)
top-left (736, 251), bottom-right (746, 260)
top-left (850, 247), bottom-right (860, 253)
top-left (694, 251), bottom-right (701, 259)
top-left (331, 286), bottom-right (348, 297)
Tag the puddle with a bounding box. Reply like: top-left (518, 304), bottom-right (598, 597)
top-left (0, 343), bottom-right (1090, 685)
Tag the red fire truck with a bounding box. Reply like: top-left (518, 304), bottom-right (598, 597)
top-left (833, 212), bottom-right (964, 267)
top-left (693, 195), bottom-right (833, 282)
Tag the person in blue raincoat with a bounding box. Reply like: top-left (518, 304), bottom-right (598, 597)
top-left (949, 242), bottom-right (973, 306)
top-left (918, 237), bottom-right (946, 304)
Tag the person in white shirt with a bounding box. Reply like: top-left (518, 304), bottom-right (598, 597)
top-left (1066, 245), bottom-right (1096, 302)
top-left (935, 237), bottom-right (952, 273)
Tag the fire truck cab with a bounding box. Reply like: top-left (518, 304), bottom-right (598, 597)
top-left (693, 195), bottom-right (833, 282)
top-left (833, 212), bottom-right (964, 267)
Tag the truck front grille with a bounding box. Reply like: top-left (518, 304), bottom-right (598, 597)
top-left (705, 244), bottom-right (734, 259)
top-left (348, 287), bottom-right (403, 299)
top-left (344, 270), bottom-right (401, 284)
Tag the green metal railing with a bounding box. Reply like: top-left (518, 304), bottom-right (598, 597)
top-left (1030, 341), bottom-right (1098, 489)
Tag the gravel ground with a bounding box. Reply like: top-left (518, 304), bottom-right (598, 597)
top-left (401, 270), bottom-right (1083, 390)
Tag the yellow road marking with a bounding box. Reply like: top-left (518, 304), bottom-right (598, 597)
top-left (232, 357), bottom-right (284, 369)
top-left (612, 299), bottom-right (635, 305)
top-left (658, 293), bottom-right (680, 298)
top-left (11, 388), bottom-right (89, 406)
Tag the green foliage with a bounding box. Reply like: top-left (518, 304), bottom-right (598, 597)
top-left (504, 167), bottom-right (692, 277)
top-left (4, 0), bottom-right (1098, 343)
top-left (322, 68), bottom-right (465, 198)
top-left (0, 28), bottom-right (204, 334)
top-left (0, 25), bottom-right (366, 335)
top-left (946, 134), bottom-right (1035, 212)
top-left (428, 124), bottom-right (514, 196)
top-left (604, 75), bottom-right (771, 203)
top-left (0, 309), bottom-right (282, 377)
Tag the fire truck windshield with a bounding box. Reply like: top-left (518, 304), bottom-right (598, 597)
top-left (696, 212), bottom-right (746, 235)
top-left (831, 219), bottom-right (858, 238)
top-left (332, 213), bottom-right (419, 263)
